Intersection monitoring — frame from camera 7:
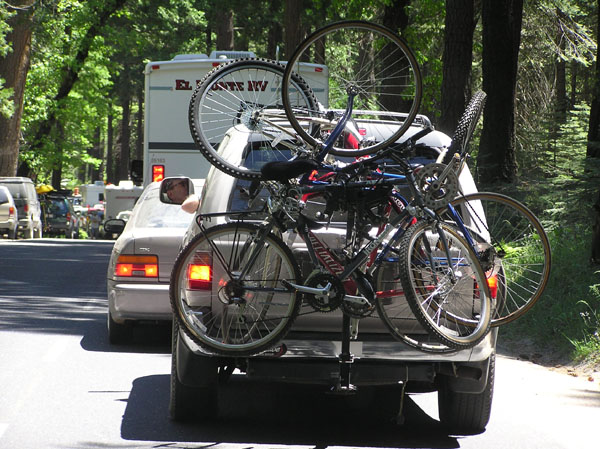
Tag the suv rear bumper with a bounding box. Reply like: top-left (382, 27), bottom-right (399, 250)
top-left (178, 328), bottom-right (497, 389)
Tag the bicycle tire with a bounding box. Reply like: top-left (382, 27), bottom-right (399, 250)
top-left (444, 90), bottom-right (486, 165)
top-left (170, 222), bottom-right (302, 356)
top-left (282, 20), bottom-right (422, 156)
top-left (189, 59), bottom-right (319, 180)
top-left (375, 252), bottom-right (458, 353)
top-left (438, 192), bottom-right (551, 326)
top-left (398, 220), bottom-right (492, 350)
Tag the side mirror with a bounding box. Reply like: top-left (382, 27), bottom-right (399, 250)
top-left (159, 177), bottom-right (194, 205)
top-left (103, 218), bottom-right (126, 235)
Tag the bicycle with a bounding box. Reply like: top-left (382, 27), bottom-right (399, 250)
top-left (423, 90), bottom-right (551, 326)
top-left (188, 21), bottom-right (423, 181)
top-left (303, 90), bottom-right (550, 334)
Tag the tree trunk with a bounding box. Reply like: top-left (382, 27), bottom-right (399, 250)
top-left (135, 88), bottom-right (143, 161)
top-left (570, 60), bottom-right (577, 108)
top-left (89, 127), bottom-right (101, 182)
top-left (51, 122), bottom-right (64, 189)
top-left (587, 0), bottom-right (600, 158)
top-left (593, 189), bottom-right (600, 264)
top-left (118, 92), bottom-right (131, 182)
top-left (555, 11), bottom-right (567, 123)
top-left (0, 1), bottom-right (34, 177)
top-left (106, 107), bottom-right (115, 184)
top-left (439, 0), bottom-right (477, 136)
top-left (477, 0), bottom-right (523, 184)
top-left (215, 8), bottom-right (234, 51)
top-left (378, 0), bottom-right (410, 112)
top-left (284, 0), bottom-right (303, 60)
top-left (267, 15), bottom-right (283, 59)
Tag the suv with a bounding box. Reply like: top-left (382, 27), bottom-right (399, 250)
top-left (0, 186), bottom-right (18, 239)
top-left (0, 177), bottom-right (43, 238)
top-left (40, 192), bottom-right (80, 238)
top-left (166, 121), bottom-right (496, 434)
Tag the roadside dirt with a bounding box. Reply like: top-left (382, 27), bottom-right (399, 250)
top-left (497, 337), bottom-right (600, 385)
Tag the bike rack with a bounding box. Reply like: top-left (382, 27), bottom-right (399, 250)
top-left (333, 313), bottom-right (357, 393)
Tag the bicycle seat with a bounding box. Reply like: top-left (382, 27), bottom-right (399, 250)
top-left (260, 159), bottom-right (320, 182)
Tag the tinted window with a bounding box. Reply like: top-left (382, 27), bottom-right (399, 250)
top-left (228, 142), bottom-right (293, 216)
top-left (48, 198), bottom-right (69, 215)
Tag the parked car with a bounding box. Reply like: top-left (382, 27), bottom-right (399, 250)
top-left (40, 192), bottom-right (80, 238)
top-left (104, 179), bottom-right (204, 344)
top-left (163, 117), bottom-right (497, 433)
top-left (0, 186), bottom-right (18, 239)
top-left (0, 177), bottom-right (43, 238)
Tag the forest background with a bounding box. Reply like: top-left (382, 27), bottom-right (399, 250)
top-left (1, 0), bottom-right (600, 369)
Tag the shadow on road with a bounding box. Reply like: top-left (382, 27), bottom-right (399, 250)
top-left (80, 318), bottom-right (171, 354)
top-left (121, 374), bottom-right (460, 448)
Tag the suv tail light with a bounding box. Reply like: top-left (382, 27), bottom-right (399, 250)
top-left (187, 252), bottom-right (212, 290)
top-left (8, 206), bottom-right (15, 218)
top-left (115, 255), bottom-right (158, 278)
top-left (474, 275), bottom-right (498, 300)
top-left (24, 203), bottom-right (29, 213)
top-left (487, 275), bottom-right (498, 299)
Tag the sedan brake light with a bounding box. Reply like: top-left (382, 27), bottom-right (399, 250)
top-left (115, 255), bottom-right (158, 278)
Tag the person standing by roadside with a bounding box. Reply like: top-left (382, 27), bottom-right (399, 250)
top-left (89, 210), bottom-right (101, 239)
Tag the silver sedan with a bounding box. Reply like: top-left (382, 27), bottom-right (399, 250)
top-left (105, 180), bottom-right (203, 344)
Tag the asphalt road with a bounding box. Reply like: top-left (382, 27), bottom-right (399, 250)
top-left (0, 239), bottom-right (598, 449)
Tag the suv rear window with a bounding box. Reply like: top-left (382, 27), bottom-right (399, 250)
top-left (47, 197), bottom-right (69, 215)
top-left (227, 139), bottom-right (441, 223)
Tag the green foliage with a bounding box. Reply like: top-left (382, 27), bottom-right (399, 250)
top-left (403, 0), bottom-right (445, 117)
top-left (0, 3), bottom-right (15, 118)
top-left (501, 224), bottom-right (600, 357)
top-left (497, 141), bottom-right (600, 364)
top-left (18, 0), bottom-right (209, 183)
top-left (0, 2), bottom-right (15, 57)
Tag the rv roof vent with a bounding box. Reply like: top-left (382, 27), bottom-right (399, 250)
top-left (172, 54), bottom-right (209, 60)
top-left (209, 51), bottom-right (256, 60)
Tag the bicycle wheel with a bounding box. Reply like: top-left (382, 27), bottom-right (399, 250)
top-left (438, 192), bottom-right (551, 326)
top-left (189, 58), bottom-right (319, 180)
top-left (397, 220), bottom-right (492, 350)
top-left (443, 90), bottom-right (486, 165)
top-left (170, 222), bottom-right (302, 356)
top-left (375, 250), bottom-right (458, 353)
top-left (282, 20), bottom-right (422, 156)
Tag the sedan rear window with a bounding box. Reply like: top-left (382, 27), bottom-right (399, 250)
top-left (132, 187), bottom-right (195, 228)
